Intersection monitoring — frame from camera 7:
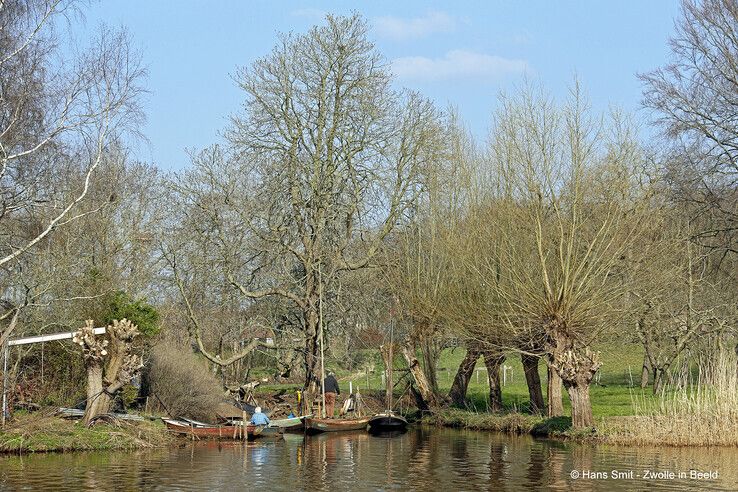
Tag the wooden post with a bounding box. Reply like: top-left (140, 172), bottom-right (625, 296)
top-left (2, 343), bottom-right (8, 426)
top-left (318, 264), bottom-right (326, 418)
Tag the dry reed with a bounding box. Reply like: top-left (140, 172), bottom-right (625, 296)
top-left (602, 351), bottom-right (738, 446)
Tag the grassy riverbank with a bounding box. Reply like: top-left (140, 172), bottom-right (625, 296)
top-left (347, 342), bottom-right (738, 446)
top-left (0, 413), bottom-right (171, 453)
top-left (314, 341), bottom-right (650, 417)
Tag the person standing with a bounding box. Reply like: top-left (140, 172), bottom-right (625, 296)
top-left (323, 370), bottom-right (340, 418)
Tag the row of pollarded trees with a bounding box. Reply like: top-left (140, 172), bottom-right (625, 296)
top-left (385, 84), bottom-right (657, 429)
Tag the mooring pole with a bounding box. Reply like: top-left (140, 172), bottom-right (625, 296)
top-left (318, 263), bottom-right (326, 418)
top-left (2, 343), bottom-right (8, 426)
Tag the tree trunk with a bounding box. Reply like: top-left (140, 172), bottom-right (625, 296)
top-left (483, 352), bottom-right (505, 412)
top-left (653, 367), bottom-right (666, 394)
top-left (521, 354), bottom-right (544, 414)
top-left (547, 327), bottom-right (600, 430)
top-left (546, 361), bottom-right (564, 417)
top-left (303, 305), bottom-right (320, 391)
top-left (78, 319), bottom-right (141, 425)
top-left (640, 354), bottom-right (650, 389)
top-left (448, 347), bottom-right (480, 407)
top-left (422, 337), bottom-right (440, 394)
top-left (401, 341), bottom-right (439, 409)
top-left (564, 381), bottom-right (594, 429)
top-left (83, 363), bottom-right (105, 425)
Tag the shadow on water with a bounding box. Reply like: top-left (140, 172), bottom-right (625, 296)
top-left (1, 427), bottom-right (738, 491)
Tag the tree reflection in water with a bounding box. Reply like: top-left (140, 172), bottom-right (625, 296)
top-left (1, 429), bottom-right (737, 490)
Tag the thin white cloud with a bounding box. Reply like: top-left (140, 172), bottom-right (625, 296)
top-left (392, 50), bottom-right (530, 81)
top-left (375, 11), bottom-right (456, 40)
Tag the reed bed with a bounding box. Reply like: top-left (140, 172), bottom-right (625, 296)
top-left (602, 351), bottom-right (738, 446)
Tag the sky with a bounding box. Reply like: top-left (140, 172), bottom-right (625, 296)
top-left (77, 1), bottom-right (683, 170)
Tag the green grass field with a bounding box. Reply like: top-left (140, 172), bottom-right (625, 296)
top-left (327, 342), bottom-right (655, 419)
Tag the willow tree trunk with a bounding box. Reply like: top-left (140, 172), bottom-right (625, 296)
top-left (401, 341), bottom-right (439, 410)
top-left (483, 352), bottom-right (505, 412)
top-left (83, 364), bottom-right (105, 425)
top-left (521, 354), bottom-right (544, 414)
top-left (552, 347), bottom-right (600, 429)
top-left (653, 367), bottom-right (667, 394)
top-left (448, 347), bottom-right (480, 407)
top-left (564, 381), bottom-right (594, 429)
top-left (546, 362), bottom-right (564, 417)
top-left (422, 338), bottom-right (440, 394)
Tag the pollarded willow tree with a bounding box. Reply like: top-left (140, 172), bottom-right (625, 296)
top-left (167, 14), bottom-right (446, 388)
top-left (469, 84), bottom-right (651, 429)
top-left (381, 113), bottom-right (485, 409)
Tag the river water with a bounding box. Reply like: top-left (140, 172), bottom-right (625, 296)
top-left (1, 427), bottom-right (737, 491)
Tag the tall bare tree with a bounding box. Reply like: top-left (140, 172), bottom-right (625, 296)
top-left (641, 0), bottom-right (738, 255)
top-left (167, 14), bottom-right (446, 388)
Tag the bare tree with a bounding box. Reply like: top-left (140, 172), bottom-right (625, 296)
top-left (0, 1), bottom-right (145, 343)
top-left (168, 14), bottom-right (446, 389)
top-left (641, 0), bottom-right (738, 255)
top-left (631, 212), bottom-right (737, 392)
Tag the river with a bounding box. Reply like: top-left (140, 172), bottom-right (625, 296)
top-left (1, 427), bottom-right (737, 490)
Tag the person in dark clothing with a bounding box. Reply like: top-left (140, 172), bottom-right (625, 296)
top-left (323, 370), bottom-right (340, 418)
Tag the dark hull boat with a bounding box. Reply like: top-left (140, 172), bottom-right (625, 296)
top-left (304, 416), bottom-right (371, 434)
top-left (367, 412), bottom-right (408, 433)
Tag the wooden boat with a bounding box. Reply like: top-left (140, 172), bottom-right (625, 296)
top-left (269, 415), bottom-right (311, 432)
top-left (304, 416), bottom-right (371, 434)
top-left (58, 407), bottom-right (143, 421)
top-left (260, 426), bottom-right (284, 438)
top-left (369, 321), bottom-right (408, 435)
top-left (305, 274), bottom-right (370, 435)
top-left (162, 418), bottom-right (264, 440)
top-left (367, 411), bottom-right (408, 433)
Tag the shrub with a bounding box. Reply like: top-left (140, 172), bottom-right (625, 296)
top-left (148, 343), bottom-right (222, 421)
top-left (104, 291), bottom-right (161, 337)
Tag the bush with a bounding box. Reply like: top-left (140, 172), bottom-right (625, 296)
top-left (148, 343), bottom-right (222, 421)
top-left (104, 291), bottom-right (161, 337)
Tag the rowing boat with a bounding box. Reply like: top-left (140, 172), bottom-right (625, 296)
top-left (304, 416), bottom-right (371, 434)
top-left (367, 411), bottom-right (408, 433)
top-left (269, 414), bottom-right (311, 432)
top-left (162, 418), bottom-right (264, 440)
